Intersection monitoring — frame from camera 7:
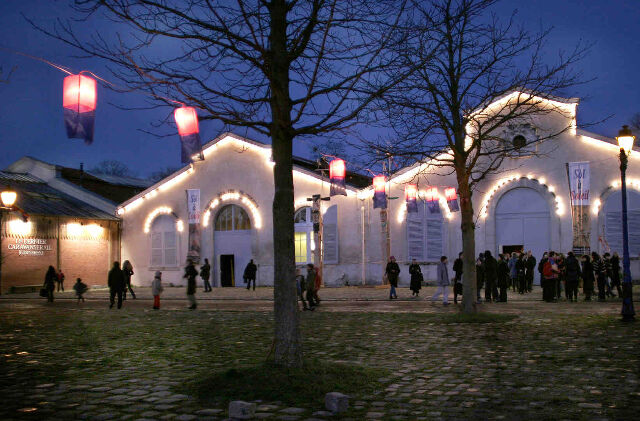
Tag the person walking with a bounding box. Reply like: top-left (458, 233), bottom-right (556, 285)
top-left (542, 252), bottom-right (559, 302)
top-left (516, 253), bottom-right (527, 294)
top-left (497, 254), bottom-right (510, 302)
top-left (602, 253), bottom-right (616, 298)
top-left (476, 253), bottom-right (485, 303)
top-left (564, 252), bottom-right (581, 302)
top-left (108, 261), bottom-right (126, 309)
top-left (122, 260), bottom-right (136, 300)
top-left (73, 278), bottom-right (88, 303)
top-left (409, 259), bottom-right (423, 297)
top-left (56, 268), bottom-right (65, 292)
top-left (386, 256), bottom-right (400, 300)
top-left (151, 271), bottom-right (164, 310)
top-left (312, 265), bottom-right (322, 305)
top-left (508, 252), bottom-right (518, 292)
top-left (305, 264), bottom-right (317, 309)
top-left (525, 250), bottom-right (536, 293)
top-left (43, 265), bottom-right (57, 303)
top-left (453, 252), bottom-right (463, 304)
top-left (431, 256), bottom-right (451, 305)
top-left (591, 252), bottom-right (607, 302)
top-left (243, 259), bottom-right (258, 291)
top-left (295, 267), bottom-right (311, 311)
top-left (610, 252), bottom-right (622, 297)
top-left (556, 254), bottom-right (566, 300)
top-left (581, 254), bottom-right (595, 301)
top-left (538, 252), bottom-right (549, 300)
top-left (184, 259), bottom-right (198, 309)
top-left (483, 250), bottom-right (498, 302)
top-left (200, 258), bottom-right (212, 292)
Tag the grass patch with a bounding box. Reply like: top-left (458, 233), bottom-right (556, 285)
top-left (439, 312), bottom-right (518, 323)
top-left (187, 359), bottom-right (387, 407)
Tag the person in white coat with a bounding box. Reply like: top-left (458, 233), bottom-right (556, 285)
top-left (151, 271), bottom-right (164, 310)
top-left (432, 256), bottom-right (451, 305)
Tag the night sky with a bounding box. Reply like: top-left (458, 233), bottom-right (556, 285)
top-left (0, 0), bottom-right (638, 179)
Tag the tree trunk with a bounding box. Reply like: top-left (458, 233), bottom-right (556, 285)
top-left (457, 170), bottom-right (477, 314)
top-left (269, 0), bottom-right (302, 368)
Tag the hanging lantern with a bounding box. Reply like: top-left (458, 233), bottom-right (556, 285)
top-left (373, 175), bottom-right (387, 209)
top-left (405, 184), bottom-right (418, 213)
top-left (329, 158), bottom-right (347, 196)
top-left (425, 187), bottom-right (440, 214)
top-left (445, 187), bottom-right (460, 212)
top-left (63, 74), bottom-right (97, 144)
top-left (174, 106), bottom-right (204, 163)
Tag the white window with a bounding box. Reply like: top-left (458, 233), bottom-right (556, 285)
top-left (294, 207), bottom-right (313, 264)
top-left (215, 205), bottom-right (251, 231)
top-left (406, 200), bottom-right (444, 261)
top-left (323, 205), bottom-right (339, 264)
top-left (604, 190), bottom-right (640, 255)
top-left (151, 214), bottom-right (178, 268)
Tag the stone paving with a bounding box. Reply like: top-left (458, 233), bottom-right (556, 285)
top-left (0, 287), bottom-right (638, 420)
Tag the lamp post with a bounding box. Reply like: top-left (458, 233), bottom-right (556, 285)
top-left (616, 125), bottom-right (636, 322)
top-left (0, 187), bottom-right (18, 296)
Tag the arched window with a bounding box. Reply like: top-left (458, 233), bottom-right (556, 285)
top-left (604, 190), bottom-right (640, 255)
top-left (151, 214), bottom-right (178, 268)
top-left (294, 207), bottom-right (313, 264)
top-left (215, 205), bottom-right (251, 231)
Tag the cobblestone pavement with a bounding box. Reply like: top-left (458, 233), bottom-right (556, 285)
top-left (0, 287), bottom-right (638, 420)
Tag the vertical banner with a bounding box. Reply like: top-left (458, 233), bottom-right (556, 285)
top-left (186, 189), bottom-right (201, 263)
top-left (567, 162), bottom-right (590, 254)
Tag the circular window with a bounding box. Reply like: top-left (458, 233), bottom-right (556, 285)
top-left (512, 135), bottom-right (526, 149)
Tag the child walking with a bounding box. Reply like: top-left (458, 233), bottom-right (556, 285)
top-left (73, 278), bottom-right (88, 303)
top-left (152, 271), bottom-right (164, 310)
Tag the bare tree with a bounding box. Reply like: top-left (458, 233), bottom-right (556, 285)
top-left (149, 166), bottom-right (181, 183)
top-left (631, 113), bottom-right (640, 132)
top-left (90, 160), bottom-right (136, 177)
top-left (359, 0), bottom-right (588, 313)
top-left (37, 0), bottom-right (413, 366)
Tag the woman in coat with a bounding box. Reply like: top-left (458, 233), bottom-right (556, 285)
top-left (122, 260), bottom-right (136, 300)
top-left (386, 256), bottom-right (400, 300)
top-left (409, 259), bottom-right (423, 296)
top-left (43, 265), bottom-right (57, 302)
top-left (581, 254), bottom-right (595, 301)
top-left (591, 252), bottom-right (607, 301)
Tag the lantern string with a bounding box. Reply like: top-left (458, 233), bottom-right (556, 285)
top-left (0, 45), bottom-right (73, 75)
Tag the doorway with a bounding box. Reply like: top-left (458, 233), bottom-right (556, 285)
top-left (502, 245), bottom-right (524, 255)
top-left (220, 254), bottom-right (235, 287)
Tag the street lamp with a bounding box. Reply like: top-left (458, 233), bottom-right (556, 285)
top-left (616, 125), bottom-right (636, 322)
top-left (1, 188), bottom-right (17, 208)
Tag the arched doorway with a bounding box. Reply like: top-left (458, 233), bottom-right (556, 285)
top-left (213, 204), bottom-right (252, 287)
top-left (495, 187), bottom-right (550, 284)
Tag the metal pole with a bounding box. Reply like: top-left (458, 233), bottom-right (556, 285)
top-left (361, 202), bottom-right (366, 285)
top-left (620, 148), bottom-right (636, 321)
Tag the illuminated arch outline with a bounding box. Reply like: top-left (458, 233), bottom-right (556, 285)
top-left (396, 190), bottom-right (453, 223)
top-left (143, 206), bottom-right (183, 234)
top-left (480, 174), bottom-right (565, 218)
top-left (591, 178), bottom-right (640, 216)
top-left (202, 190), bottom-right (262, 229)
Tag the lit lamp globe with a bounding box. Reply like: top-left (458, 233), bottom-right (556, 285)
top-left (617, 125), bottom-right (635, 155)
top-left (1, 189), bottom-right (17, 208)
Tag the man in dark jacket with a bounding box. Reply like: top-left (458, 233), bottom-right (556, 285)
top-left (200, 258), bottom-right (212, 292)
top-left (564, 251), bottom-right (581, 302)
top-left (525, 251), bottom-right (536, 293)
top-left (108, 261), bottom-right (126, 309)
top-left (184, 259), bottom-right (198, 309)
top-left (453, 252), bottom-right (463, 304)
top-left (483, 250), bottom-right (498, 302)
top-left (243, 259), bottom-right (258, 290)
top-left (386, 256), bottom-right (400, 300)
top-left (497, 254), bottom-right (510, 302)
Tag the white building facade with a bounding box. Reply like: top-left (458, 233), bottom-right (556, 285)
top-left (118, 93), bottom-right (640, 287)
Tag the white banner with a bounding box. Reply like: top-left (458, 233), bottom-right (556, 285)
top-left (186, 189), bottom-right (201, 224)
top-left (568, 161), bottom-right (590, 206)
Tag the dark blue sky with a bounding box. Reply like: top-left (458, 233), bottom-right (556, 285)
top-left (0, 0), bottom-right (638, 178)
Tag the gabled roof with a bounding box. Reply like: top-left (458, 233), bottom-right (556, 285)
top-left (118, 132), bottom-right (371, 209)
top-left (59, 167), bottom-right (150, 204)
top-left (469, 89), bottom-right (580, 117)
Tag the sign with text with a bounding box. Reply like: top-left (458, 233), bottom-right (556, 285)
top-left (568, 161), bottom-right (590, 206)
top-left (567, 162), bottom-right (590, 253)
top-left (186, 189), bottom-right (201, 263)
top-left (6, 238), bottom-right (54, 256)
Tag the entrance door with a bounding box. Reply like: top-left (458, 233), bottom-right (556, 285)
top-left (495, 188), bottom-right (550, 285)
top-left (502, 245), bottom-right (524, 255)
top-left (220, 254), bottom-right (235, 287)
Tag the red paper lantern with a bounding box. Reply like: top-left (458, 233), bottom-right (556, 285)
top-left (445, 187), bottom-right (457, 201)
top-left (373, 175), bottom-right (386, 192)
top-left (330, 159), bottom-right (346, 180)
top-left (63, 74), bottom-right (97, 113)
top-left (405, 184), bottom-right (417, 201)
top-left (174, 106), bottom-right (199, 136)
top-left (424, 187), bottom-right (438, 202)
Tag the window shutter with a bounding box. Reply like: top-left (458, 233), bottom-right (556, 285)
top-left (151, 232), bottom-right (163, 267)
top-left (164, 231), bottom-right (178, 267)
top-left (426, 218), bottom-right (443, 259)
top-left (323, 205), bottom-right (339, 264)
top-left (628, 210), bottom-right (640, 255)
top-left (606, 212), bottom-right (623, 254)
top-left (406, 203), bottom-right (425, 260)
